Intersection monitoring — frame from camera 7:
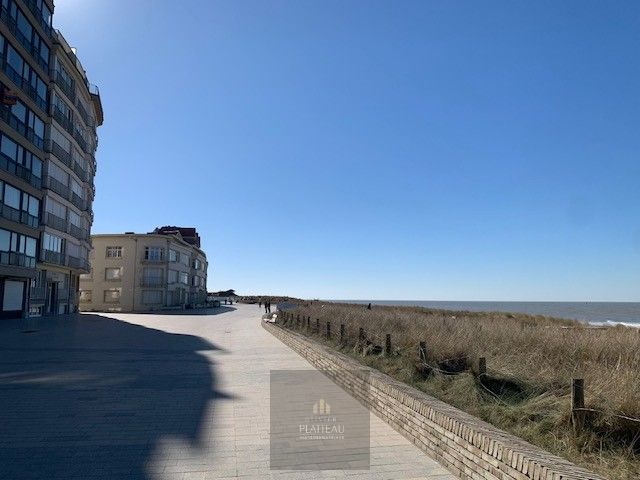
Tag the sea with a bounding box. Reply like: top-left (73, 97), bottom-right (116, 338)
top-left (333, 301), bottom-right (640, 327)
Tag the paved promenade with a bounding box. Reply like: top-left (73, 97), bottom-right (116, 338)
top-left (0, 304), bottom-right (453, 480)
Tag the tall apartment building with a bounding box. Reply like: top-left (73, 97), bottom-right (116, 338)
top-left (0, 0), bottom-right (102, 318)
top-left (79, 228), bottom-right (208, 312)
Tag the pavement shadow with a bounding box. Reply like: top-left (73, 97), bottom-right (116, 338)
top-left (0, 313), bottom-right (229, 480)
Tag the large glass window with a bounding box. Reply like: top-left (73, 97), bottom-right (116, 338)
top-left (142, 290), bottom-right (162, 304)
top-left (144, 247), bottom-right (163, 261)
top-left (169, 249), bottom-right (178, 262)
top-left (45, 197), bottom-right (66, 219)
top-left (3, 183), bottom-right (20, 209)
top-left (143, 267), bottom-right (163, 284)
top-left (178, 272), bottom-right (189, 285)
top-left (42, 232), bottom-right (64, 253)
top-left (168, 269), bottom-right (178, 284)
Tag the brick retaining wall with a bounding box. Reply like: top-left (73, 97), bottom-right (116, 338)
top-left (263, 320), bottom-right (606, 480)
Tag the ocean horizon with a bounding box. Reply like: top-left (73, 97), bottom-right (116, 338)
top-left (328, 300), bottom-right (640, 326)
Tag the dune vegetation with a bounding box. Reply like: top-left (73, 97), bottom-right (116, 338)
top-left (282, 302), bottom-right (640, 480)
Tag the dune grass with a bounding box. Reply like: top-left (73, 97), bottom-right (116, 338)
top-left (284, 302), bottom-right (640, 480)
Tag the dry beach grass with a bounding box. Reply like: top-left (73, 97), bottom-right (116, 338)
top-left (285, 302), bottom-right (640, 480)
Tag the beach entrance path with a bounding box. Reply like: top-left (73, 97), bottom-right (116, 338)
top-left (0, 303), bottom-right (454, 480)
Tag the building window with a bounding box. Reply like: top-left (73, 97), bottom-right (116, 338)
top-left (142, 267), bottom-right (163, 287)
top-left (169, 249), bottom-right (178, 262)
top-left (178, 272), bottom-right (188, 285)
top-left (142, 290), bottom-right (162, 305)
top-left (168, 269), bottom-right (178, 284)
top-left (106, 246), bottom-right (122, 258)
top-left (144, 247), bottom-right (163, 261)
top-left (180, 253), bottom-right (190, 267)
top-left (104, 288), bottom-right (121, 303)
top-left (105, 267), bottom-right (122, 281)
top-left (192, 276), bottom-right (200, 287)
top-left (79, 290), bottom-right (92, 302)
top-left (193, 258), bottom-right (201, 270)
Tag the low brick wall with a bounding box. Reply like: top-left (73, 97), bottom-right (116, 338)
top-left (263, 321), bottom-right (606, 480)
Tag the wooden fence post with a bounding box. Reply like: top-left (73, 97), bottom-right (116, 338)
top-left (296, 314), bottom-right (300, 327)
top-left (385, 334), bottom-right (392, 355)
top-left (307, 316), bottom-right (310, 330)
top-left (326, 321), bottom-right (331, 339)
top-left (572, 378), bottom-right (585, 431)
top-left (359, 327), bottom-right (365, 341)
top-left (419, 342), bottom-right (427, 363)
top-left (478, 357), bottom-right (486, 377)
top-left (340, 324), bottom-right (345, 342)
top-left (316, 318), bottom-right (320, 333)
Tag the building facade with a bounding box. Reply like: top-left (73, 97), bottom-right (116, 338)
top-left (0, 0), bottom-right (102, 318)
top-left (79, 228), bottom-right (208, 312)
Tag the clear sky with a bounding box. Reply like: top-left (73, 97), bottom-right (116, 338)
top-left (54, 1), bottom-right (640, 301)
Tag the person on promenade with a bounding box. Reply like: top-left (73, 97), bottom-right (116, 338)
top-left (259, 301), bottom-right (262, 308)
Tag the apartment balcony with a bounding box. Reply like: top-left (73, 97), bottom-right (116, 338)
top-left (140, 278), bottom-right (165, 287)
top-left (52, 70), bottom-right (76, 103)
top-left (67, 255), bottom-right (89, 272)
top-left (0, 6), bottom-right (48, 72)
top-left (70, 191), bottom-right (87, 211)
top-left (52, 106), bottom-right (74, 136)
top-left (0, 203), bottom-right (39, 228)
top-left (44, 175), bottom-right (70, 199)
top-left (46, 140), bottom-right (73, 169)
top-left (23, 0), bottom-right (52, 38)
top-left (72, 161), bottom-right (87, 182)
top-left (1, 58), bottom-right (48, 112)
top-left (0, 152), bottom-right (42, 189)
top-left (1, 250), bottom-right (36, 268)
top-left (73, 129), bottom-right (88, 153)
top-left (40, 249), bottom-right (64, 266)
top-left (69, 223), bottom-right (89, 242)
top-left (0, 103), bottom-right (44, 150)
top-left (42, 212), bottom-right (67, 233)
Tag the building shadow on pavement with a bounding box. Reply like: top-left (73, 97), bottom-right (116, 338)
top-left (0, 313), bottom-right (231, 480)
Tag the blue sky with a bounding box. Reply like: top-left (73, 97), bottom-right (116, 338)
top-left (55, 1), bottom-right (640, 301)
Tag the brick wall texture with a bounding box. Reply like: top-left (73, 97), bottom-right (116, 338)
top-left (263, 320), bottom-right (607, 480)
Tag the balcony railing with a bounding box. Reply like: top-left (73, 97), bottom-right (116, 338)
top-left (43, 175), bottom-right (70, 199)
top-left (47, 139), bottom-right (72, 168)
top-left (0, 105), bottom-right (44, 150)
top-left (1, 59), bottom-right (48, 112)
top-left (53, 70), bottom-right (75, 103)
top-left (0, 152), bottom-right (42, 188)
top-left (23, 0), bottom-right (52, 38)
top-left (140, 278), bottom-right (164, 287)
top-left (69, 223), bottom-right (89, 242)
top-left (43, 212), bottom-right (67, 233)
top-left (0, 250), bottom-right (36, 268)
top-left (52, 105), bottom-right (74, 135)
top-left (0, 7), bottom-right (48, 72)
top-left (70, 191), bottom-right (85, 210)
top-left (73, 129), bottom-right (88, 153)
top-left (67, 255), bottom-right (90, 272)
top-left (72, 161), bottom-right (87, 181)
top-left (0, 203), bottom-right (39, 228)
top-left (41, 249), bottom-right (64, 266)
